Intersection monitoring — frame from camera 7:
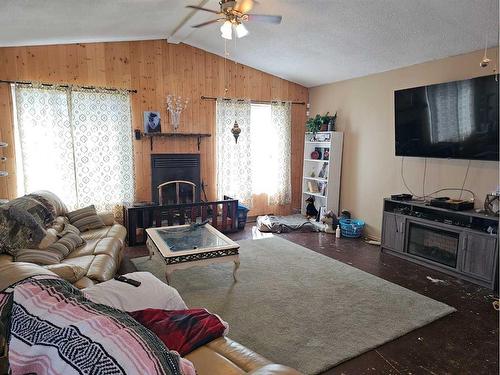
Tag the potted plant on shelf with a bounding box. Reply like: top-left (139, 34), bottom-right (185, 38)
top-left (306, 114), bottom-right (323, 134)
top-left (307, 112), bottom-right (338, 133)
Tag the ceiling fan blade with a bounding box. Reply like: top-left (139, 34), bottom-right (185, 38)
top-left (234, 0), bottom-right (255, 13)
top-left (186, 5), bottom-right (220, 14)
top-left (191, 19), bottom-right (223, 28)
top-left (246, 14), bottom-right (282, 24)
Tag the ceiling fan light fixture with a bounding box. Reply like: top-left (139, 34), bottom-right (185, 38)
top-left (220, 20), bottom-right (233, 39)
top-left (235, 22), bottom-right (249, 38)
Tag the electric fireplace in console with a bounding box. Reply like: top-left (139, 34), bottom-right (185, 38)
top-left (381, 198), bottom-right (499, 289)
top-left (407, 223), bottom-right (459, 268)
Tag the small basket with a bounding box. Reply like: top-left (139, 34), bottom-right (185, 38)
top-left (339, 219), bottom-right (365, 238)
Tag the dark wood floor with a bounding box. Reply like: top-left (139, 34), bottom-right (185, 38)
top-left (120, 225), bottom-right (499, 375)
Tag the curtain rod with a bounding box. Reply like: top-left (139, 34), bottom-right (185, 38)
top-left (0, 79), bottom-right (137, 94)
top-left (201, 96), bottom-right (305, 105)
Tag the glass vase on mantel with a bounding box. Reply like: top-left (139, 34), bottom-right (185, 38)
top-left (166, 95), bottom-right (189, 132)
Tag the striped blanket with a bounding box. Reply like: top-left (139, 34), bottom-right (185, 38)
top-left (0, 275), bottom-right (194, 375)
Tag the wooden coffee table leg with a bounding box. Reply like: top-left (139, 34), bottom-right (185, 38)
top-left (165, 268), bottom-right (172, 285)
top-left (233, 257), bottom-right (240, 282)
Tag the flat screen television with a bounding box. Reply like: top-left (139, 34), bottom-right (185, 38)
top-left (395, 75), bottom-right (499, 161)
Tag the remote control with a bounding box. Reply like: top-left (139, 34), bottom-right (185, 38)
top-left (114, 275), bottom-right (141, 287)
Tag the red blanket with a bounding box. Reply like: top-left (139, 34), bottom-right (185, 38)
top-left (129, 308), bottom-right (228, 356)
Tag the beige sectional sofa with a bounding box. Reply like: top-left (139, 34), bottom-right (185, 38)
top-left (0, 191), bottom-right (126, 288)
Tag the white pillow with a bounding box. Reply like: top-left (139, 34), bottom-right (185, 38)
top-left (83, 272), bottom-right (187, 311)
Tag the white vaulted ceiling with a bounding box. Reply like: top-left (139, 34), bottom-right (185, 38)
top-left (0, 0), bottom-right (498, 87)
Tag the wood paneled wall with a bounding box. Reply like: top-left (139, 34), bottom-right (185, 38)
top-left (0, 40), bottom-right (308, 215)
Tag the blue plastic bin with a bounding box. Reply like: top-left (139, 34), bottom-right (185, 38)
top-left (237, 203), bottom-right (249, 230)
top-left (339, 219), bottom-right (365, 238)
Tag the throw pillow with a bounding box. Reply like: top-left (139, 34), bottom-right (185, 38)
top-left (83, 272), bottom-right (187, 312)
top-left (14, 248), bottom-right (62, 265)
top-left (47, 232), bottom-right (85, 258)
top-left (67, 205), bottom-right (105, 232)
top-left (128, 308), bottom-right (229, 356)
top-left (57, 223), bottom-right (80, 237)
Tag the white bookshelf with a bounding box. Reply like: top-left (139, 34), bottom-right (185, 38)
top-left (301, 131), bottom-right (344, 216)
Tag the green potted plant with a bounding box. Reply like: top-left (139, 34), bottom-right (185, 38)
top-left (305, 114), bottom-right (323, 133)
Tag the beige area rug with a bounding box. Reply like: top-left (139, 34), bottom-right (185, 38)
top-left (132, 236), bottom-right (455, 374)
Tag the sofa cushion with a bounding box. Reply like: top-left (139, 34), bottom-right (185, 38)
top-left (32, 190), bottom-right (68, 216)
top-left (186, 337), bottom-right (271, 375)
top-left (73, 276), bottom-right (98, 289)
top-left (14, 248), bottom-right (62, 265)
top-left (98, 212), bottom-right (115, 226)
top-left (80, 223), bottom-right (126, 244)
top-left (67, 205), bottom-right (105, 232)
top-left (86, 254), bottom-right (118, 282)
top-left (44, 263), bottom-right (87, 283)
top-left (0, 262), bottom-right (57, 292)
top-left (62, 255), bottom-right (94, 272)
top-left (47, 232), bottom-right (85, 258)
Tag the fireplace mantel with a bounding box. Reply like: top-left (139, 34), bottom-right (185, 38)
top-left (135, 131), bottom-right (211, 151)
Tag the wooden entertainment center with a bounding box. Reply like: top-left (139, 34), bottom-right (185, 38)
top-left (381, 198), bottom-right (499, 289)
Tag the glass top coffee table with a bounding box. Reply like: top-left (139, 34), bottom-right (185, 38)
top-left (145, 224), bottom-right (240, 284)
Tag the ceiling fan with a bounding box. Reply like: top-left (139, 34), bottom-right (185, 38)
top-left (187, 0), bottom-right (282, 39)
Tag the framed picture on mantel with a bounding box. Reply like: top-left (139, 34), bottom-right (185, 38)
top-left (144, 111), bottom-right (161, 133)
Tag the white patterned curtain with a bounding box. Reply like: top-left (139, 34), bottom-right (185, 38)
top-left (14, 85), bottom-right (135, 213)
top-left (71, 90), bottom-right (135, 212)
top-left (269, 101), bottom-right (291, 205)
top-left (216, 99), bottom-right (253, 206)
top-left (216, 99), bottom-right (291, 208)
top-left (14, 85), bottom-right (78, 207)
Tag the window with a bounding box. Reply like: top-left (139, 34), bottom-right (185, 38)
top-left (216, 99), bottom-right (291, 207)
top-left (12, 84), bottom-right (135, 213)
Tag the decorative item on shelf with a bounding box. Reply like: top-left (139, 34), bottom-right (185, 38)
top-left (166, 95), bottom-right (189, 132)
top-left (310, 171), bottom-right (316, 178)
top-left (322, 112), bottom-right (337, 131)
top-left (318, 162), bottom-right (328, 179)
top-left (305, 196), bottom-right (318, 219)
top-left (315, 147), bottom-right (323, 159)
top-left (316, 133), bottom-right (331, 142)
top-left (318, 181), bottom-right (327, 196)
top-left (310, 150), bottom-right (320, 160)
top-left (231, 120), bottom-right (241, 143)
top-left (307, 181), bottom-right (319, 193)
top-left (323, 148), bottom-right (330, 160)
top-left (484, 193), bottom-right (499, 216)
top-left (144, 111), bottom-right (161, 133)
